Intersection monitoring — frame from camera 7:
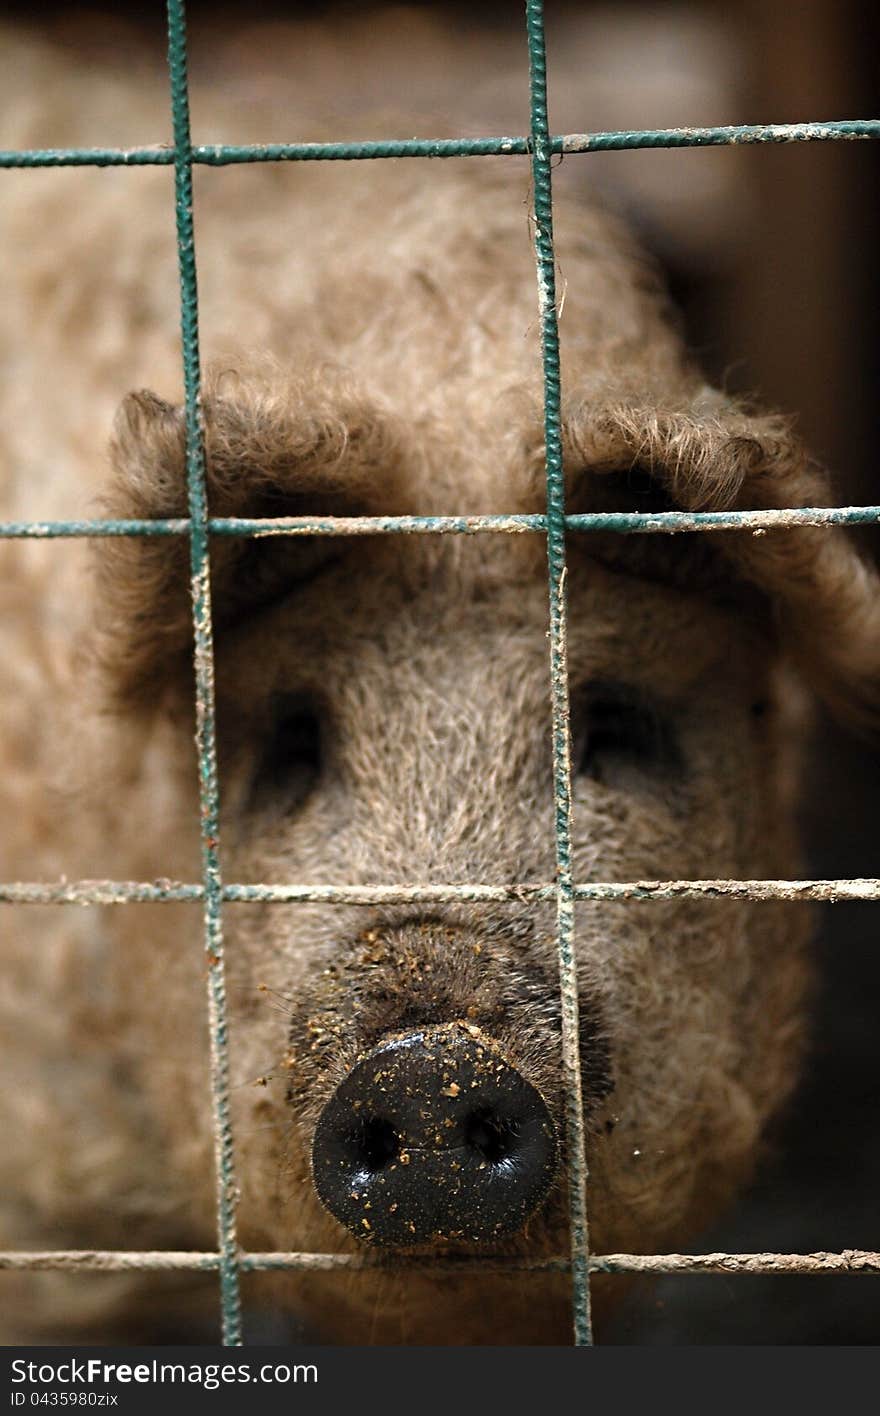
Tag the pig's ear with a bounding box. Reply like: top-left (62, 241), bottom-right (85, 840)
top-left (562, 396), bottom-right (880, 731)
top-left (92, 372), bottom-right (411, 708)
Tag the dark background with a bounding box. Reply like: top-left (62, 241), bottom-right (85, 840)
top-left (2, 0), bottom-right (878, 1344)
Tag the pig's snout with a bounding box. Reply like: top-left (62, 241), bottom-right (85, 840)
top-left (311, 1021), bottom-right (557, 1246)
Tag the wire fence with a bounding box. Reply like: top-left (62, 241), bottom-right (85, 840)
top-left (1, 0), bottom-right (879, 1347)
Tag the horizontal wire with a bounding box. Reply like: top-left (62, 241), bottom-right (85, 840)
top-left (1, 1249), bottom-right (877, 1275)
top-left (3, 505), bottom-right (880, 539)
top-left (1, 878), bottom-right (879, 906)
top-left (1, 119), bottom-right (878, 169)
top-left (560, 120), bottom-right (880, 151)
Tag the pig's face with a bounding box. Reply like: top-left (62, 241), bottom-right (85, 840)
top-left (96, 363), bottom-right (866, 1340)
top-left (207, 528), bottom-right (809, 1272)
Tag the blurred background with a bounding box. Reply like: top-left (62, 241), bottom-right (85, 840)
top-left (1, 0), bottom-right (878, 1344)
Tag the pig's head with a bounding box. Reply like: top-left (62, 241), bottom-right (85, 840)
top-left (87, 184), bottom-right (880, 1338)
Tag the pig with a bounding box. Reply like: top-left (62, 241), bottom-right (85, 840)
top-left (1, 19), bottom-right (878, 1344)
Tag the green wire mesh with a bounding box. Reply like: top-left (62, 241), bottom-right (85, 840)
top-left (4, 505), bottom-right (880, 539)
top-left (165, 0), bottom-right (242, 1346)
top-left (1, 0), bottom-right (879, 1348)
top-left (3, 119), bottom-right (880, 169)
top-left (524, 0), bottom-right (592, 1344)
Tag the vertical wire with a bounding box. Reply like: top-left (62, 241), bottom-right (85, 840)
top-left (524, 0), bottom-right (593, 1345)
top-left (166, 0), bottom-right (243, 1346)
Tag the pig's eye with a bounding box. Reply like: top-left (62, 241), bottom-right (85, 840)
top-left (575, 684), bottom-right (680, 790)
top-left (250, 698), bottom-right (322, 813)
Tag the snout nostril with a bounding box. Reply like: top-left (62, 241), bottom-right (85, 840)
top-left (464, 1108), bottom-right (517, 1165)
top-left (353, 1116), bottom-right (400, 1174)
